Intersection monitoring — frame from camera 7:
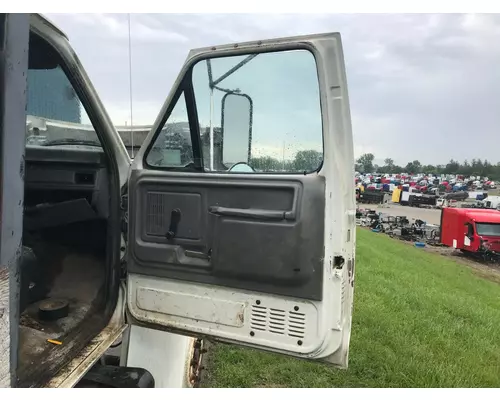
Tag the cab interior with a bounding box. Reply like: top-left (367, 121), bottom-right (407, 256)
top-left (17, 30), bottom-right (118, 387)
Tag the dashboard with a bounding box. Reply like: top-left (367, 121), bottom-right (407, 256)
top-left (24, 145), bottom-right (110, 219)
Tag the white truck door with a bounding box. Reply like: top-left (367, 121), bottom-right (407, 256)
top-left (126, 33), bottom-right (356, 367)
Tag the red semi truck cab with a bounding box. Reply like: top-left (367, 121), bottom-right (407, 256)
top-left (440, 208), bottom-right (500, 253)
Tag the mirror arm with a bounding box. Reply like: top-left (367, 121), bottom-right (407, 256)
top-left (212, 54), bottom-right (257, 87)
top-left (205, 54), bottom-right (257, 171)
top-left (206, 59), bottom-right (214, 86)
top-left (213, 85), bottom-right (240, 94)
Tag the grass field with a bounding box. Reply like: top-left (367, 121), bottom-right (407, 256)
top-left (202, 228), bottom-right (500, 388)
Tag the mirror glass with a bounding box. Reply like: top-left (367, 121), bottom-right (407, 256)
top-left (229, 162), bottom-right (255, 173)
top-left (221, 93), bottom-right (252, 168)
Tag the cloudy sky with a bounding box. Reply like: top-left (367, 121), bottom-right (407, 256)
top-left (46, 13), bottom-right (500, 166)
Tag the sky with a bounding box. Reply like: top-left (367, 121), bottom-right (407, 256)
top-left (45, 13), bottom-right (500, 166)
top-left (189, 50), bottom-right (323, 162)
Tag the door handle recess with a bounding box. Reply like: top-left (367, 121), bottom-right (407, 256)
top-left (166, 208), bottom-right (181, 240)
top-left (208, 206), bottom-right (294, 221)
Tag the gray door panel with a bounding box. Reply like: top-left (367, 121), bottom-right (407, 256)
top-left (128, 170), bottom-right (325, 301)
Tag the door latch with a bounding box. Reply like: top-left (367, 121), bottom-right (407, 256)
top-left (166, 208), bottom-right (182, 240)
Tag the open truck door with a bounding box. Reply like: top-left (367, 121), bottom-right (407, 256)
top-left (126, 33), bottom-right (356, 367)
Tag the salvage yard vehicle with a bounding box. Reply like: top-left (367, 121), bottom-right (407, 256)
top-left (482, 196), bottom-right (500, 210)
top-left (0, 14), bottom-right (356, 388)
top-left (440, 208), bottom-right (500, 255)
top-left (407, 193), bottom-right (438, 208)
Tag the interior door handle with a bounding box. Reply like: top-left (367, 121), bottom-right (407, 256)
top-left (166, 208), bottom-right (181, 240)
top-left (208, 206), bottom-right (292, 221)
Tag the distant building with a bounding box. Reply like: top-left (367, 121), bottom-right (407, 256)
top-left (27, 68), bottom-right (81, 123)
top-left (117, 123), bottom-right (223, 165)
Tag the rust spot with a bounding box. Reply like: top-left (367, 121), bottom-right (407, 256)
top-left (347, 259), bottom-right (355, 287)
top-left (237, 311), bottom-right (244, 324)
top-left (188, 338), bottom-right (205, 387)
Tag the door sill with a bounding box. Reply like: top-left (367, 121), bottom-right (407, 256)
top-left (44, 286), bottom-right (127, 388)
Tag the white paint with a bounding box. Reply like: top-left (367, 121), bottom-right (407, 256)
top-left (127, 33), bottom-right (355, 367)
top-left (453, 239), bottom-right (458, 248)
top-left (136, 287), bottom-right (245, 328)
top-left (464, 236), bottom-right (471, 247)
top-left (124, 325), bottom-right (192, 388)
top-left (129, 274), bottom-right (319, 353)
top-left (401, 192), bottom-right (411, 202)
top-left (468, 191), bottom-right (485, 199)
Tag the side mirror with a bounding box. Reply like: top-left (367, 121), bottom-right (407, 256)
top-left (228, 162), bottom-right (255, 173)
top-left (221, 92), bottom-right (253, 168)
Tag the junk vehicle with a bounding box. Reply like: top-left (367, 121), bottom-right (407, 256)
top-left (393, 187), bottom-right (437, 207)
top-left (440, 208), bottom-right (500, 254)
top-left (358, 190), bottom-right (390, 204)
top-left (444, 191), bottom-right (469, 202)
top-left (482, 196), bottom-right (500, 210)
top-left (459, 197), bottom-right (500, 210)
top-left (407, 194), bottom-right (438, 208)
top-left (461, 200), bottom-right (489, 209)
top-left (0, 14), bottom-right (356, 388)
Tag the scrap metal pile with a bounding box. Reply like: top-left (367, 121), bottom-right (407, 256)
top-left (356, 208), bottom-right (441, 245)
top-left (357, 207), bottom-right (500, 263)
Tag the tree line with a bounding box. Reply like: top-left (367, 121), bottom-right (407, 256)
top-left (356, 153), bottom-right (500, 180)
top-left (247, 150), bottom-right (500, 180)
top-left (250, 150), bottom-right (323, 172)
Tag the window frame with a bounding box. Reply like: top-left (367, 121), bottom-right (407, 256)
top-left (144, 71), bottom-right (204, 172)
top-left (27, 35), bottom-right (101, 147)
top-left (466, 222), bottom-right (475, 238)
top-left (475, 223), bottom-right (500, 237)
top-left (142, 45), bottom-right (325, 175)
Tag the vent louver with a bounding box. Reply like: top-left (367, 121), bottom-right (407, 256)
top-left (250, 305), bottom-right (306, 339)
top-left (146, 192), bottom-right (167, 236)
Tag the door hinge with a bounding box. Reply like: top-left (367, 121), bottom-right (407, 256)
top-left (120, 194), bottom-right (129, 234)
top-left (120, 258), bottom-right (127, 280)
top-left (120, 193), bottom-right (129, 280)
top-left (120, 194), bottom-right (128, 211)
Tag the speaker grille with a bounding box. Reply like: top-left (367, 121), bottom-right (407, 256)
top-left (146, 192), bottom-right (167, 236)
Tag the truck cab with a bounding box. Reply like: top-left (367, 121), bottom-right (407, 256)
top-left (440, 208), bottom-right (500, 253)
top-left (0, 13), bottom-right (356, 388)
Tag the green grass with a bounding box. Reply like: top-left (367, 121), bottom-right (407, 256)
top-left (202, 228), bottom-right (500, 387)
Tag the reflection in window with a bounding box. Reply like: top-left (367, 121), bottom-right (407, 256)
top-left (28, 67), bottom-right (81, 123)
top-left (26, 65), bottom-right (100, 147)
top-left (476, 223), bottom-right (500, 237)
top-left (192, 49), bottom-right (323, 174)
top-left (146, 91), bottom-right (194, 168)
